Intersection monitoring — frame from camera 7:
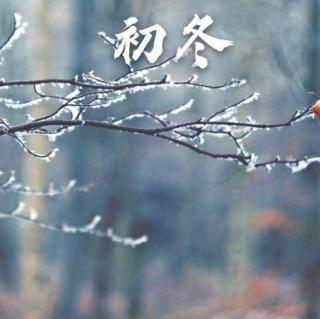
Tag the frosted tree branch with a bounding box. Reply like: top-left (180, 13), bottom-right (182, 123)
top-left (0, 171), bottom-right (92, 196)
top-left (0, 14), bottom-right (319, 243)
top-left (0, 202), bottom-right (147, 247)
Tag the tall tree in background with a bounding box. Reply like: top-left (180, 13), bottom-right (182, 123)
top-left (20, 1), bottom-right (51, 318)
top-left (52, 1), bottom-right (96, 319)
top-left (0, 2), bottom-right (20, 317)
top-left (90, 3), bottom-right (147, 318)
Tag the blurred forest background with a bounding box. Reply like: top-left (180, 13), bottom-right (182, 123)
top-left (0, 0), bottom-right (320, 318)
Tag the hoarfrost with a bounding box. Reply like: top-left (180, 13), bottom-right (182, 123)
top-left (0, 13), bottom-right (28, 52)
top-left (287, 157), bottom-right (320, 173)
top-left (246, 153), bottom-right (258, 172)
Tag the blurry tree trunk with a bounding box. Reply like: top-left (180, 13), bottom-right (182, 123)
top-left (110, 168), bottom-right (145, 319)
top-left (88, 137), bottom-right (147, 319)
top-left (20, 1), bottom-right (52, 319)
top-left (0, 1), bottom-right (19, 296)
top-left (122, 219), bottom-right (146, 319)
top-left (302, 1), bottom-right (320, 318)
top-left (52, 1), bottom-right (95, 319)
top-left (91, 135), bottom-right (146, 319)
top-left (90, 2), bottom-right (146, 319)
top-left (225, 177), bottom-right (252, 296)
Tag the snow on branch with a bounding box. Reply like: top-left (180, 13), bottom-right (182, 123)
top-left (0, 14), bottom-right (319, 242)
top-left (0, 202), bottom-right (147, 247)
top-left (0, 13), bottom-right (27, 54)
top-left (0, 80), bottom-right (315, 173)
top-left (0, 170), bottom-right (92, 196)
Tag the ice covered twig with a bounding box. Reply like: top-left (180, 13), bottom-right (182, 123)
top-left (0, 203), bottom-right (147, 247)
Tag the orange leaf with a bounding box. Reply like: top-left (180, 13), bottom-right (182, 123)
top-left (311, 100), bottom-right (320, 119)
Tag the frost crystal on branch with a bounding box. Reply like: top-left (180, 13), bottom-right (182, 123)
top-left (0, 13), bottom-right (28, 53)
top-left (0, 204), bottom-right (147, 246)
top-left (0, 171), bottom-right (91, 196)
